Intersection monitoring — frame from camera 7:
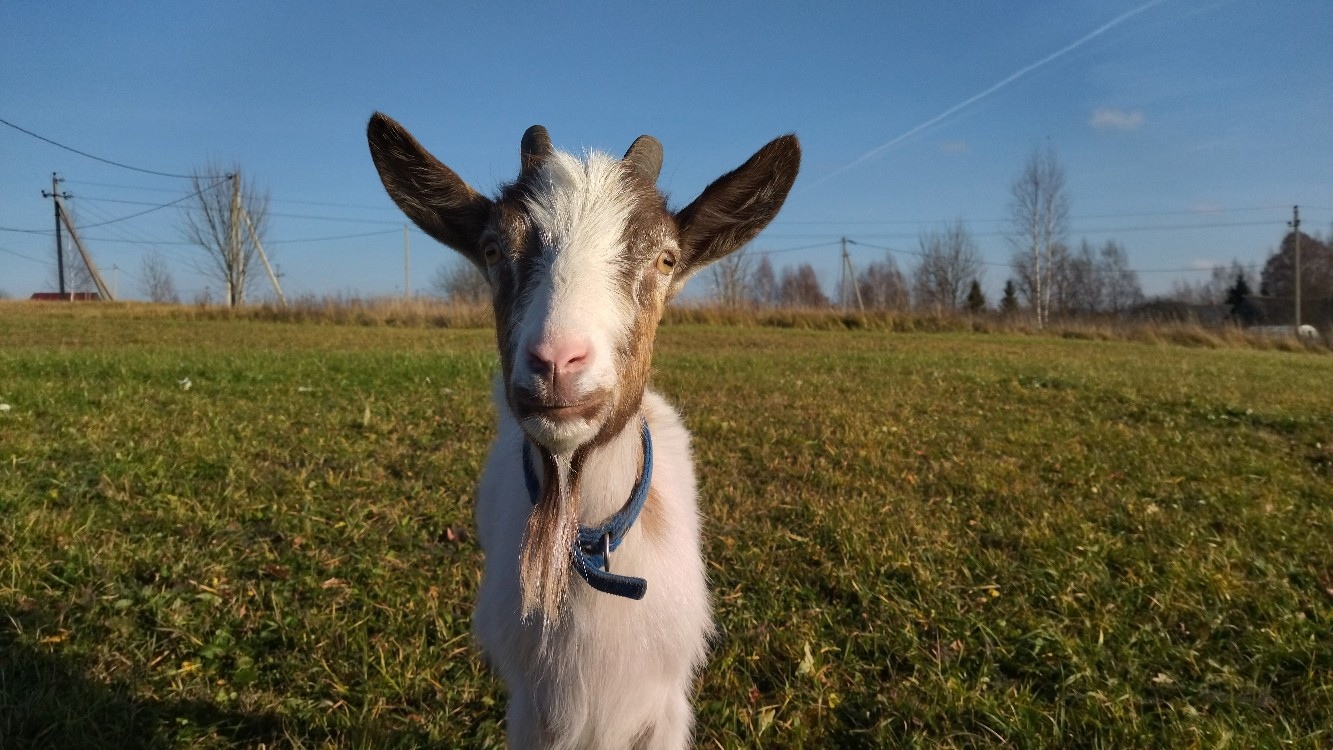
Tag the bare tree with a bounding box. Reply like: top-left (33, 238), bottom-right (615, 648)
top-left (1099, 240), bottom-right (1142, 315)
top-left (48, 245), bottom-right (96, 293)
top-left (139, 252), bottom-right (180, 303)
top-left (709, 248), bottom-right (754, 309)
top-left (1064, 240), bottom-right (1103, 316)
top-left (430, 258), bottom-right (489, 303)
top-left (1007, 145), bottom-right (1069, 327)
top-left (1045, 243), bottom-right (1078, 317)
top-left (1167, 278), bottom-right (1212, 306)
top-left (180, 165), bottom-right (270, 307)
top-left (1028, 237), bottom-right (1141, 318)
top-left (1171, 259), bottom-right (1260, 307)
top-left (749, 255), bottom-right (778, 307)
top-left (1261, 231), bottom-right (1333, 324)
top-left (778, 263), bottom-right (829, 307)
top-left (857, 252), bottom-right (909, 311)
top-left (912, 219), bottom-right (982, 313)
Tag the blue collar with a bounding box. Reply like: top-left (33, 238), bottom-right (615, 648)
top-left (523, 418), bottom-right (652, 601)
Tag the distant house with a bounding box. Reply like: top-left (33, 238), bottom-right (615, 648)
top-left (29, 292), bottom-right (101, 301)
top-left (1244, 295), bottom-right (1333, 330)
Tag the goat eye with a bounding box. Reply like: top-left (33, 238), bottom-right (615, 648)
top-left (654, 251), bottom-right (677, 274)
top-left (483, 242), bottom-right (502, 265)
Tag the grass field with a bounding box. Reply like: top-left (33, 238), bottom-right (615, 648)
top-left (2, 303), bottom-right (1331, 748)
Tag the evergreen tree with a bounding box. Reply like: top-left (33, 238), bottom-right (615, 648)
top-left (1225, 272), bottom-right (1260, 325)
top-left (1000, 279), bottom-right (1019, 315)
top-left (965, 279), bottom-right (987, 313)
top-left (1224, 272), bottom-right (1250, 309)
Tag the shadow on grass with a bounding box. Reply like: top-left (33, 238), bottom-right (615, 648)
top-left (0, 631), bottom-right (433, 749)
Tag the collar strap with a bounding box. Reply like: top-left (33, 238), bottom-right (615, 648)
top-left (523, 418), bottom-right (652, 600)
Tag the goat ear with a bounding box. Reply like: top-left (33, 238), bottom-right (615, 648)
top-left (367, 112), bottom-right (492, 269)
top-left (623, 135), bottom-right (663, 182)
top-left (672, 134), bottom-right (801, 292)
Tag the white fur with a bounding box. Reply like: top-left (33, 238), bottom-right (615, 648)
top-left (472, 147), bottom-right (712, 748)
top-left (475, 386), bottom-right (712, 748)
top-left (512, 151), bottom-right (638, 453)
top-left (368, 114), bottom-right (795, 747)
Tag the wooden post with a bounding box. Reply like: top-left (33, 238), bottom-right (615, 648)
top-left (228, 174), bottom-right (242, 306)
top-left (241, 205), bottom-right (285, 306)
top-left (56, 196), bottom-right (113, 300)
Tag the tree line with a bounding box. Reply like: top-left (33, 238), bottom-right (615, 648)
top-left (405, 147), bottom-right (1333, 330)
top-left (198, 148), bottom-right (1327, 326)
top-left (28, 154), bottom-right (1324, 326)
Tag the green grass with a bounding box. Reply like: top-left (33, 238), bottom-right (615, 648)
top-left (2, 304), bottom-right (1330, 748)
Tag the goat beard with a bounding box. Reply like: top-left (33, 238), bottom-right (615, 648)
top-left (518, 446), bottom-right (584, 624)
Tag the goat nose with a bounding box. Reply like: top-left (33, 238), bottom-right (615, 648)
top-left (527, 334), bottom-right (593, 378)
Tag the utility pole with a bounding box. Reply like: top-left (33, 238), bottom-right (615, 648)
top-left (404, 224), bottom-right (411, 299)
top-left (1289, 205), bottom-right (1301, 329)
top-left (839, 237), bottom-right (847, 308)
top-left (42, 173), bottom-right (71, 297)
top-left (240, 204), bottom-right (285, 306)
top-left (840, 237), bottom-right (864, 313)
top-left (227, 174), bottom-right (242, 306)
top-left (55, 196), bottom-right (113, 300)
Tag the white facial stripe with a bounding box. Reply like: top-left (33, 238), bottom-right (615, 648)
top-left (517, 150), bottom-right (636, 380)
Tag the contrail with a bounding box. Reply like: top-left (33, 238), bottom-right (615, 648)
top-left (802, 0), bottom-right (1170, 192)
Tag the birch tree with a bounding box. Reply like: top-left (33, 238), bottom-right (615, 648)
top-left (1007, 146), bottom-right (1069, 327)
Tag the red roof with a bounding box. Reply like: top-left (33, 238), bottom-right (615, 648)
top-left (29, 292), bottom-right (102, 301)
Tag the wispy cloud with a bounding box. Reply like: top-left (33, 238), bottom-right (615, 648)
top-left (939, 140), bottom-right (970, 155)
top-left (1091, 107), bottom-right (1145, 130)
top-left (802, 0), bottom-right (1171, 192)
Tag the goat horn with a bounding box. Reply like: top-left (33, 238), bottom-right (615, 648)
top-left (521, 125), bottom-right (553, 173)
top-left (623, 135), bottom-right (663, 182)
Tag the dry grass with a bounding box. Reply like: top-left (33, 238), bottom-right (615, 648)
top-left (7, 298), bottom-right (1326, 355)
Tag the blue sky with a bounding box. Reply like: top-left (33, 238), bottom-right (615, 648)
top-left (2, 1), bottom-right (1331, 302)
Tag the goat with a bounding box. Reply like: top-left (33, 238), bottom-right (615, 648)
top-left (367, 113), bottom-right (799, 748)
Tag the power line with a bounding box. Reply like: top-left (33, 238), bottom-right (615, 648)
top-left (72, 176), bottom-right (232, 229)
top-left (61, 179), bottom-right (186, 194)
top-left (845, 238), bottom-right (1268, 277)
top-left (65, 200), bottom-right (181, 252)
top-left (267, 229), bottom-right (401, 245)
top-left (5, 227), bottom-right (404, 246)
top-left (0, 244), bottom-right (53, 265)
top-left (265, 211), bottom-right (403, 226)
top-left (748, 241), bottom-right (842, 256)
top-left (761, 218), bottom-right (1295, 242)
top-left (67, 186), bottom-right (402, 214)
top-left (0, 116), bottom-right (196, 179)
top-left (772, 205), bottom-right (1298, 227)
top-left (0, 177), bottom-right (232, 235)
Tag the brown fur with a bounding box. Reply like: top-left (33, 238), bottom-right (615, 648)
top-left (638, 486), bottom-right (668, 543)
